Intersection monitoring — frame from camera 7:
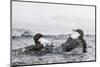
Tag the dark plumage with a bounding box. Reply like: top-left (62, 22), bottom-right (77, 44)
top-left (61, 29), bottom-right (87, 53)
top-left (75, 29), bottom-right (87, 53)
top-left (30, 33), bottom-right (44, 51)
top-left (31, 33), bottom-right (53, 52)
top-left (33, 33), bottom-right (43, 44)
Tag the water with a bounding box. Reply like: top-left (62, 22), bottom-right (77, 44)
top-left (11, 34), bottom-right (95, 65)
top-left (12, 36), bottom-right (95, 65)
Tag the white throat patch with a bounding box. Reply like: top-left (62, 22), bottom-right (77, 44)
top-left (71, 31), bottom-right (80, 39)
top-left (39, 38), bottom-right (51, 46)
